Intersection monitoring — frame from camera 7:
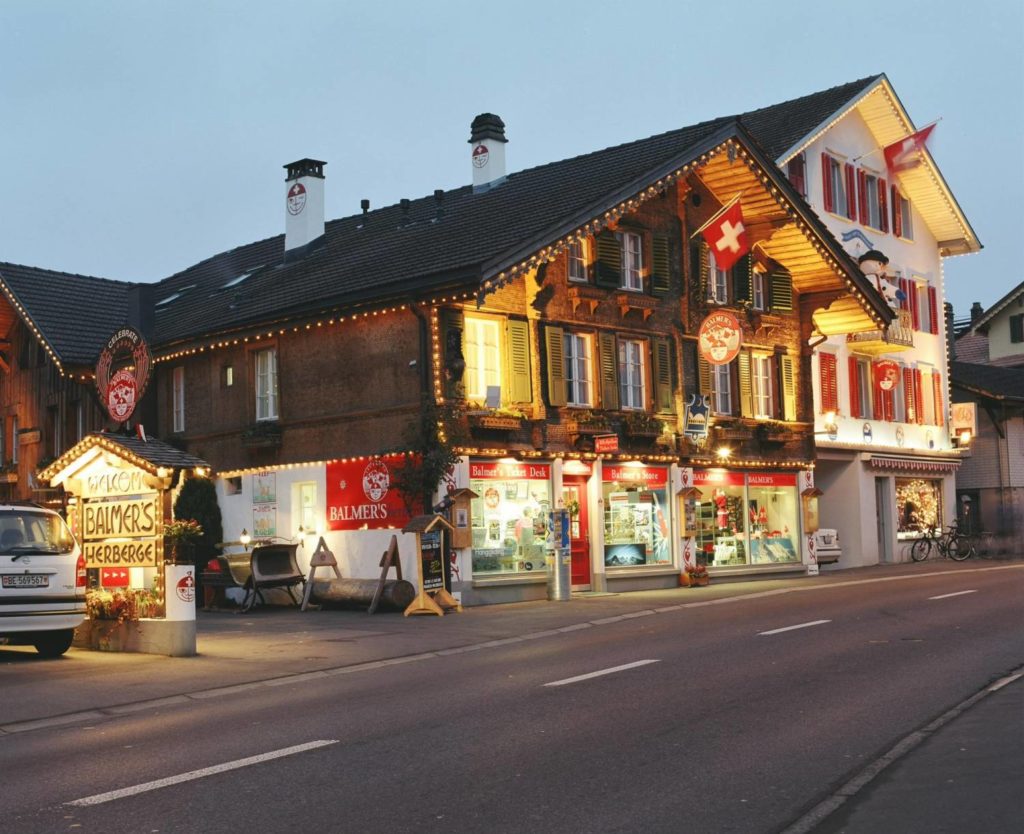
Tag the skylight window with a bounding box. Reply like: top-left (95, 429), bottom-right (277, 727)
top-left (221, 271), bottom-right (254, 289)
top-left (155, 284), bottom-right (196, 309)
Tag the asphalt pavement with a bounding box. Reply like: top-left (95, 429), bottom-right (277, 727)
top-left (2, 557), bottom-right (1022, 833)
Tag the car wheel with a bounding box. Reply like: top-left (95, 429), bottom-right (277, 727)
top-left (33, 629), bottom-right (75, 658)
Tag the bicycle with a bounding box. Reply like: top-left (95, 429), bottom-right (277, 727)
top-left (910, 522), bottom-right (975, 562)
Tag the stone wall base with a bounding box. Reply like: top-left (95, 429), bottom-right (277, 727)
top-left (73, 618), bottom-right (197, 656)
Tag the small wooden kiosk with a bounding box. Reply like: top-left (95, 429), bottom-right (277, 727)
top-left (402, 514), bottom-right (462, 617)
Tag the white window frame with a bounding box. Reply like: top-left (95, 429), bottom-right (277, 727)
top-left (916, 281), bottom-right (932, 333)
top-left (294, 481), bottom-right (317, 536)
top-left (172, 366), bottom-right (185, 433)
top-left (919, 365), bottom-right (937, 425)
top-left (707, 249), bottom-right (729, 304)
top-left (255, 347), bottom-right (279, 422)
top-left (618, 338), bottom-right (646, 410)
top-left (712, 363), bottom-right (732, 415)
top-left (564, 333), bottom-right (593, 407)
top-left (825, 153), bottom-right (848, 218)
top-left (855, 359), bottom-right (873, 418)
top-left (568, 239), bottom-right (589, 283)
top-left (895, 191), bottom-right (914, 240)
top-left (752, 354), bottom-right (774, 419)
top-left (616, 231), bottom-right (643, 291)
top-left (752, 269), bottom-right (766, 311)
top-left (864, 170), bottom-right (882, 229)
top-left (893, 365), bottom-right (906, 423)
top-left (463, 316), bottom-right (502, 402)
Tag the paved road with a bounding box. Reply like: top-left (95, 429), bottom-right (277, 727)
top-left (1, 562), bottom-right (1021, 833)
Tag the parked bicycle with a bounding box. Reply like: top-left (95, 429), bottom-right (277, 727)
top-left (910, 521), bottom-right (975, 562)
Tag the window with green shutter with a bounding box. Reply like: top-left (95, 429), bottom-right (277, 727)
top-left (506, 319), bottom-right (532, 403)
top-left (733, 253), bottom-right (752, 304)
top-left (440, 307), bottom-right (465, 399)
top-left (780, 355), bottom-right (797, 421)
top-left (770, 269), bottom-right (794, 313)
top-left (598, 331), bottom-right (619, 411)
top-left (544, 325), bottom-right (567, 407)
top-left (737, 350), bottom-right (754, 418)
top-left (595, 231), bottom-right (622, 289)
top-left (652, 336), bottom-right (675, 414)
top-left (651, 235), bottom-right (671, 296)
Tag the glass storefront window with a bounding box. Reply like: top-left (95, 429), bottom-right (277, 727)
top-left (895, 477), bottom-right (942, 538)
top-left (692, 470), bottom-right (801, 566)
top-left (469, 460), bottom-right (551, 576)
top-left (602, 465), bottom-right (671, 567)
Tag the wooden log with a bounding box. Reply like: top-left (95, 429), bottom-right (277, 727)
top-left (311, 578), bottom-right (416, 611)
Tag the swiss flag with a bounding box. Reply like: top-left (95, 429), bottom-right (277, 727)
top-left (702, 200), bottom-right (749, 272)
top-left (883, 124), bottom-right (936, 173)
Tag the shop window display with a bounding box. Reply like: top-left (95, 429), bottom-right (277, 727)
top-left (895, 477), bottom-right (942, 538)
top-left (693, 471), bottom-right (800, 566)
top-left (469, 461), bottom-right (551, 575)
top-left (602, 465), bottom-right (671, 567)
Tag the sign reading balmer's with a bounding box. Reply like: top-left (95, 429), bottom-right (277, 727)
top-left (81, 493), bottom-right (161, 568)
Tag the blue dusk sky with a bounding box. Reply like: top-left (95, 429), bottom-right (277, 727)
top-left (1, 0), bottom-right (1020, 319)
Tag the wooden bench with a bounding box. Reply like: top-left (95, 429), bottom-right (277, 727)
top-left (202, 543), bottom-right (305, 612)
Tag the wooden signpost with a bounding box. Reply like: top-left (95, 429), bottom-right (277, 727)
top-left (402, 514), bottom-right (462, 617)
top-left (301, 536), bottom-right (343, 611)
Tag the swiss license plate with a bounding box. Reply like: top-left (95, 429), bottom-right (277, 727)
top-left (2, 574), bottom-right (49, 588)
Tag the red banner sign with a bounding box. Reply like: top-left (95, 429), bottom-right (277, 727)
top-left (698, 311), bottom-right (742, 366)
top-left (594, 434), bottom-right (619, 453)
top-left (326, 455), bottom-right (418, 531)
top-left (603, 465), bottom-right (668, 488)
top-left (693, 469), bottom-right (746, 487)
top-left (469, 461), bottom-right (552, 481)
top-left (746, 473), bottom-right (797, 488)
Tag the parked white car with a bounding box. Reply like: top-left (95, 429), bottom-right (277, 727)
top-left (0, 503), bottom-right (86, 657)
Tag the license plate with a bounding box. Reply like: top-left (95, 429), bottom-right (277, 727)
top-left (2, 574), bottom-right (49, 588)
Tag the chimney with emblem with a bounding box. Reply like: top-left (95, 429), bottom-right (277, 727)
top-left (284, 158), bottom-right (326, 259)
top-left (469, 114), bottom-right (507, 193)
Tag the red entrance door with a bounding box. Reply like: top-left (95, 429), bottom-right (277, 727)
top-left (562, 477), bottom-right (591, 587)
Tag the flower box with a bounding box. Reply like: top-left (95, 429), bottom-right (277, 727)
top-left (470, 414), bottom-right (523, 431)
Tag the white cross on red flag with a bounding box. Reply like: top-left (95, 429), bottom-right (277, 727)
top-left (702, 199), bottom-right (749, 272)
top-left (883, 123), bottom-right (936, 173)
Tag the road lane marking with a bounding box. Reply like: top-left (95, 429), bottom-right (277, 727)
top-left (989, 672), bottom-right (1023, 692)
top-left (758, 619), bottom-right (831, 636)
top-left (67, 740), bottom-right (338, 806)
top-left (928, 589), bottom-right (978, 600)
top-left (544, 659), bottom-right (660, 687)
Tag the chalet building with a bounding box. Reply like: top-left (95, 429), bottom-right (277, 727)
top-left (950, 282), bottom-right (1024, 542)
top-left (757, 76), bottom-right (981, 567)
top-left (2, 76), bottom-right (977, 606)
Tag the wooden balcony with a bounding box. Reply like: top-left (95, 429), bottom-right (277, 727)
top-left (846, 310), bottom-right (914, 355)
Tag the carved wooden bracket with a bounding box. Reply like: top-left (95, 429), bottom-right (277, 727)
top-left (616, 292), bottom-right (658, 321)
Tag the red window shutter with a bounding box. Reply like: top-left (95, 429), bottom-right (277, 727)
top-left (928, 286), bottom-right (939, 334)
top-left (933, 374), bottom-right (944, 427)
top-left (910, 283), bottom-right (921, 330)
top-left (878, 178), bottom-right (889, 233)
top-left (821, 154), bottom-right (834, 213)
top-left (872, 363), bottom-right (884, 420)
top-left (845, 164), bottom-right (857, 219)
top-left (914, 369), bottom-right (924, 423)
top-left (897, 278), bottom-right (909, 311)
top-left (857, 169), bottom-right (868, 225)
top-left (819, 353), bottom-right (838, 413)
top-left (885, 388), bottom-right (896, 422)
top-left (891, 185), bottom-right (903, 237)
top-left (903, 367), bottom-right (916, 423)
top-left (788, 155), bottom-right (806, 196)
top-left (848, 357), bottom-right (861, 418)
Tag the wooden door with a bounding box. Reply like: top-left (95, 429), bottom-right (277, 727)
top-left (562, 477), bottom-right (591, 587)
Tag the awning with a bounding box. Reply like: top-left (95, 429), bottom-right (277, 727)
top-left (864, 454), bottom-right (960, 475)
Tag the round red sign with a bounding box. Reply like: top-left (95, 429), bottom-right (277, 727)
top-left (175, 572), bottom-right (195, 603)
top-left (698, 311), bottom-right (742, 366)
top-left (874, 359), bottom-right (900, 392)
top-left (106, 370), bottom-right (139, 422)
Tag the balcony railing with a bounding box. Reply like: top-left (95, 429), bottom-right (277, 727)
top-left (846, 310), bottom-right (914, 355)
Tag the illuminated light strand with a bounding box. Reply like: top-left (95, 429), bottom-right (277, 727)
top-left (219, 450), bottom-right (418, 480)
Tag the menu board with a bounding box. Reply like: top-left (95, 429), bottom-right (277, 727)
top-left (420, 530), bottom-right (444, 592)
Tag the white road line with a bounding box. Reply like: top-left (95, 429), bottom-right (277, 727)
top-left (929, 589), bottom-right (978, 600)
top-left (758, 619), bottom-right (831, 636)
top-left (544, 659), bottom-right (660, 687)
top-left (989, 672), bottom-right (1023, 692)
top-left (67, 740), bottom-right (338, 806)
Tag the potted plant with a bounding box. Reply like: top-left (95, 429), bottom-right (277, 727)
top-left (623, 411), bottom-right (663, 438)
top-left (84, 587), bottom-right (158, 650)
top-left (565, 409), bottom-right (611, 435)
top-left (470, 405), bottom-right (527, 431)
top-left (164, 518), bottom-right (203, 565)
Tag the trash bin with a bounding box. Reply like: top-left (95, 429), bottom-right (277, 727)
top-left (547, 509), bottom-right (571, 602)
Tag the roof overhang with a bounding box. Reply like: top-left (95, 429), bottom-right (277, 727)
top-left (775, 75), bottom-right (982, 258)
top-left (41, 433), bottom-right (211, 487)
top-left (0, 273), bottom-right (67, 374)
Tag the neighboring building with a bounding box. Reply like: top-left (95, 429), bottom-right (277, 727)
top-left (950, 282), bottom-right (1024, 544)
top-left (744, 75), bottom-right (981, 567)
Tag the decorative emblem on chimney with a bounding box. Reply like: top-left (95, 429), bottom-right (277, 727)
top-left (287, 182), bottom-right (307, 216)
top-left (472, 144), bottom-right (489, 168)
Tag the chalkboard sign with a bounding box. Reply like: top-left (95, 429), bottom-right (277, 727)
top-left (421, 530), bottom-right (444, 592)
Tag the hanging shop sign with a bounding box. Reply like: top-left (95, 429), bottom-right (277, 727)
top-left (683, 394), bottom-right (711, 439)
top-left (94, 326), bottom-right (153, 424)
top-left (327, 455), bottom-right (419, 531)
top-left (594, 434), bottom-right (619, 453)
top-left (698, 311), bottom-right (742, 366)
top-left (873, 359), bottom-right (900, 393)
top-left (951, 402), bottom-right (977, 437)
top-left (746, 473), bottom-right (797, 488)
top-left (603, 465), bottom-right (668, 488)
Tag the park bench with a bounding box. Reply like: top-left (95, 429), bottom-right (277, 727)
top-left (202, 543), bottom-right (305, 612)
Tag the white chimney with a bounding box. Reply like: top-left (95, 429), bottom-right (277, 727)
top-left (469, 114), bottom-right (507, 193)
top-left (284, 158), bottom-right (326, 258)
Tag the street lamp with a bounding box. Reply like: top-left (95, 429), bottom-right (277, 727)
top-left (239, 528), bottom-right (251, 550)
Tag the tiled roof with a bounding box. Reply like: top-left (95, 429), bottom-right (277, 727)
top-left (0, 262), bottom-right (135, 366)
top-left (103, 433), bottom-right (211, 469)
top-left (964, 281), bottom-right (1024, 334)
top-left (950, 361), bottom-right (1024, 402)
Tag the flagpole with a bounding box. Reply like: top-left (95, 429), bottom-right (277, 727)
top-left (689, 191), bottom-right (743, 239)
top-left (852, 118), bottom-right (941, 164)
